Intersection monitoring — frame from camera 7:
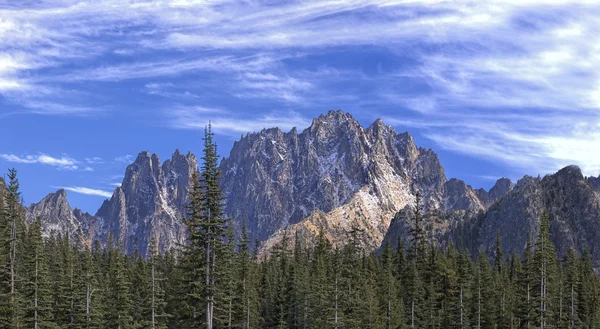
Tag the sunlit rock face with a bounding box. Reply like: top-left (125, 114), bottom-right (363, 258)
top-left (220, 110), bottom-right (485, 254)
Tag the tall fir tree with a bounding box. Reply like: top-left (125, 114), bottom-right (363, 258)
top-left (22, 219), bottom-right (53, 329)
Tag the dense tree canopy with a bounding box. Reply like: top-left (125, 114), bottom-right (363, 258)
top-left (2, 134), bottom-right (600, 328)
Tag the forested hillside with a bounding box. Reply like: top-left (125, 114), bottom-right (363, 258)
top-left (2, 126), bottom-right (600, 329)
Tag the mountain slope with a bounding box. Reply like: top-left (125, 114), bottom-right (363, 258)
top-left (93, 149), bottom-right (197, 255)
top-left (458, 165), bottom-right (600, 265)
top-left (220, 110), bottom-right (486, 252)
top-left (26, 189), bottom-right (89, 245)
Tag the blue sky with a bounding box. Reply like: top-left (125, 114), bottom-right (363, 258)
top-left (1, 0), bottom-right (599, 213)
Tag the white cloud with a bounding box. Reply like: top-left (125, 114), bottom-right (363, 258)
top-left (85, 157), bottom-right (103, 164)
top-left (53, 186), bottom-right (112, 198)
top-left (167, 106), bottom-right (311, 134)
top-left (0, 153), bottom-right (80, 170)
top-left (114, 155), bottom-right (134, 163)
top-left (3, 0), bottom-right (600, 175)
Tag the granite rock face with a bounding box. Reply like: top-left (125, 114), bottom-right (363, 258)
top-left (22, 111), bottom-right (600, 266)
top-left (24, 150), bottom-right (197, 256)
top-left (26, 189), bottom-right (89, 245)
top-left (458, 165), bottom-right (600, 265)
top-left (220, 110), bottom-right (485, 253)
top-left (93, 150), bottom-right (198, 255)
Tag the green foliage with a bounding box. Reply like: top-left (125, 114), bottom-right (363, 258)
top-left (3, 163), bottom-right (600, 329)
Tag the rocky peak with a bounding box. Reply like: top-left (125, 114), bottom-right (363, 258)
top-left (93, 150), bottom-right (197, 255)
top-left (221, 110), bottom-right (485, 253)
top-left (444, 179), bottom-right (484, 211)
top-left (457, 165), bottom-right (600, 266)
top-left (476, 177), bottom-right (514, 207)
top-left (26, 189), bottom-right (86, 244)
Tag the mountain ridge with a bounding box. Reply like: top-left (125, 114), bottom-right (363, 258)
top-left (19, 110), bottom-right (600, 265)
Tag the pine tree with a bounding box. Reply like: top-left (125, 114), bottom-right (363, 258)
top-left (104, 242), bottom-right (132, 329)
top-left (380, 240), bottom-right (403, 329)
top-left (562, 248), bottom-right (580, 328)
top-left (310, 227), bottom-right (332, 329)
top-left (235, 221), bottom-right (260, 329)
top-left (516, 233), bottom-right (534, 328)
top-left (5, 169), bottom-right (24, 327)
top-left (0, 177), bottom-right (12, 328)
top-left (149, 236), bottom-right (168, 329)
top-left (22, 219), bottom-right (53, 329)
top-left (456, 249), bottom-right (472, 329)
top-left (533, 212), bottom-right (557, 329)
top-left (179, 169), bottom-right (205, 328)
top-left (215, 225), bottom-right (237, 329)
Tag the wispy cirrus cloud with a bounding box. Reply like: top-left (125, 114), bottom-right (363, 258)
top-left (3, 0), bottom-right (600, 176)
top-left (1, 153), bottom-right (80, 170)
top-left (113, 155), bottom-right (134, 163)
top-left (167, 106), bottom-right (311, 134)
top-left (52, 186), bottom-right (112, 198)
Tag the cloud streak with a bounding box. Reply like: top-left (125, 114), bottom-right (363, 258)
top-left (53, 186), bottom-right (113, 198)
top-left (167, 106), bottom-right (311, 134)
top-left (1, 153), bottom-right (80, 170)
top-left (2, 0), bottom-right (600, 175)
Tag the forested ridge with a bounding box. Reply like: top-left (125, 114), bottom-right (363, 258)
top-left (2, 126), bottom-right (600, 329)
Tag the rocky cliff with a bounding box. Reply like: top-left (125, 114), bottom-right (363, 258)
top-left (25, 189), bottom-right (93, 246)
top-left (457, 166), bottom-right (600, 264)
top-left (93, 149), bottom-right (198, 255)
top-left (21, 110), bottom-right (600, 265)
top-left (220, 110), bottom-right (486, 253)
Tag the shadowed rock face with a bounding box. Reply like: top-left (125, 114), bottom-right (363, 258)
top-left (25, 111), bottom-right (598, 265)
top-left (25, 150), bottom-right (198, 256)
top-left (475, 178), bottom-right (514, 207)
top-left (443, 165), bottom-right (600, 266)
top-left (220, 110), bottom-right (486, 253)
top-left (26, 189), bottom-right (88, 244)
top-left (93, 150), bottom-right (198, 256)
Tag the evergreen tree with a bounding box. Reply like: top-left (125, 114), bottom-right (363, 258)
top-left (532, 212), bottom-right (557, 329)
top-left (104, 242), bottom-right (132, 329)
top-left (0, 177), bottom-right (12, 328)
top-left (563, 248), bottom-right (580, 328)
top-left (149, 236), bottom-right (168, 329)
top-left (22, 219), bottom-right (54, 329)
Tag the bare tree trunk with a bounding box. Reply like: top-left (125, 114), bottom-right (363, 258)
top-left (571, 285), bottom-right (575, 328)
top-left (228, 297), bottom-right (232, 329)
top-left (152, 252), bottom-right (156, 329)
top-left (334, 276), bottom-right (338, 329)
top-left (460, 287), bottom-right (463, 327)
top-left (34, 252), bottom-right (38, 329)
top-left (206, 209), bottom-right (213, 329)
top-left (387, 283), bottom-right (391, 329)
top-left (411, 299), bottom-right (415, 328)
top-left (86, 286), bottom-right (95, 329)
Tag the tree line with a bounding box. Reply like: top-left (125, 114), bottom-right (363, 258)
top-left (1, 126), bottom-right (600, 328)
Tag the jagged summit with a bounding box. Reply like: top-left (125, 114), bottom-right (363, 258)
top-left (23, 110), bottom-right (600, 266)
top-left (26, 189), bottom-right (88, 245)
top-left (220, 110), bottom-right (483, 252)
top-left (93, 150), bottom-right (198, 255)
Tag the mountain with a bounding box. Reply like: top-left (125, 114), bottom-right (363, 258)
top-left (25, 189), bottom-right (90, 245)
top-left (25, 150), bottom-right (197, 256)
top-left (93, 150), bottom-right (198, 255)
top-left (20, 110), bottom-right (600, 266)
top-left (380, 177), bottom-right (513, 253)
top-left (457, 165), bottom-right (600, 265)
top-left (220, 110), bottom-right (486, 252)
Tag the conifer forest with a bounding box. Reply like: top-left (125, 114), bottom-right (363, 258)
top-left (1, 127), bottom-right (600, 329)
